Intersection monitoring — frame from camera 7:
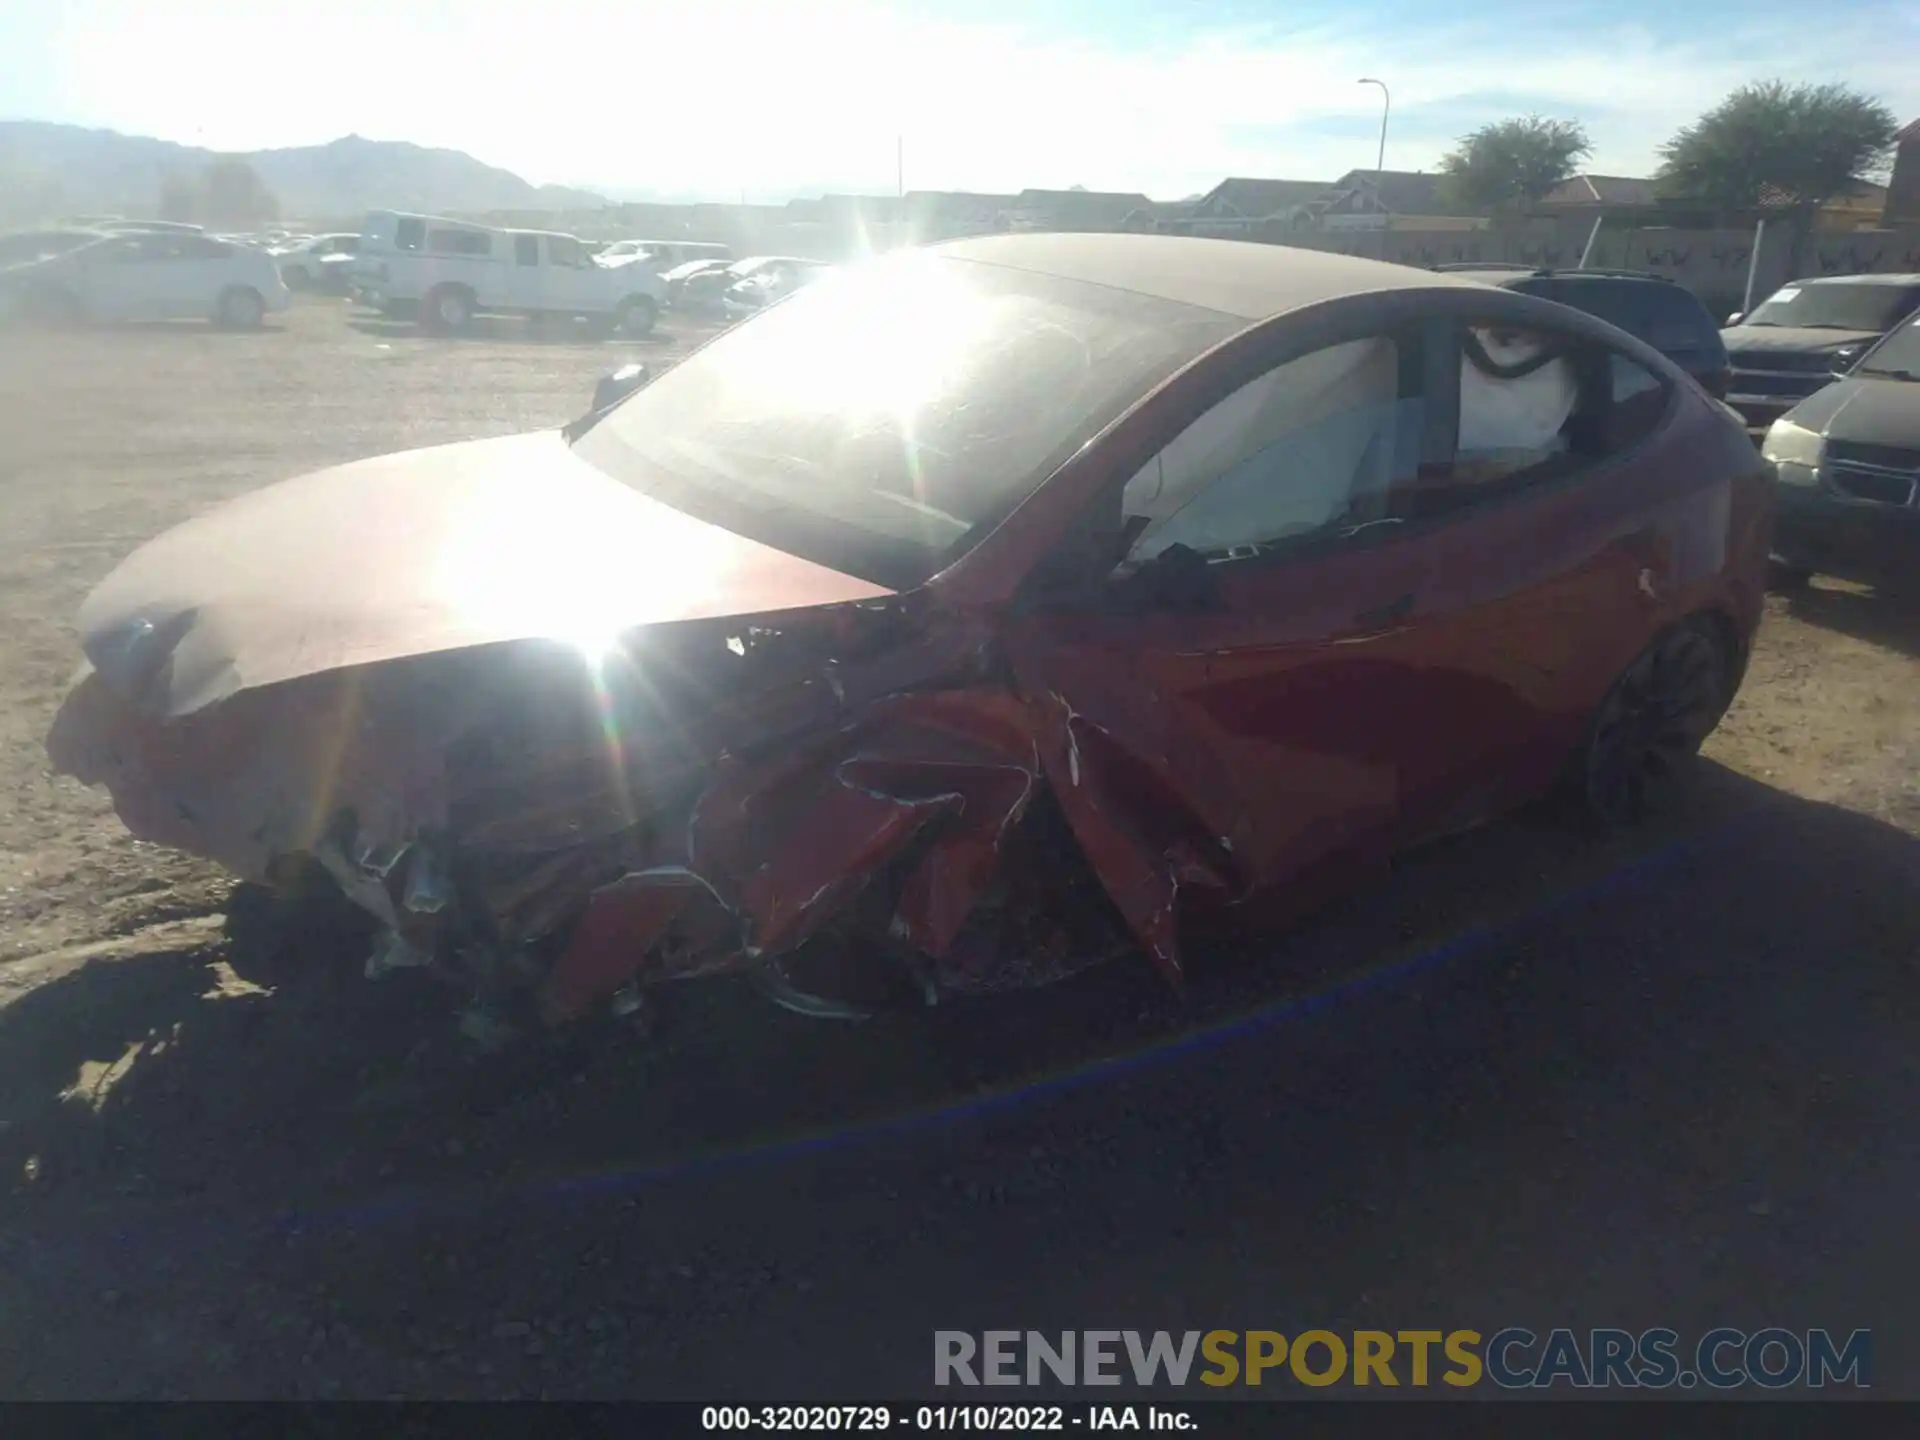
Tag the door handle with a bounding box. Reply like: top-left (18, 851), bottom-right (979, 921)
top-left (1352, 592), bottom-right (1415, 630)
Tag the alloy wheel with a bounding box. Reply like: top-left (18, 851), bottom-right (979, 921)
top-left (1584, 624), bottom-right (1727, 827)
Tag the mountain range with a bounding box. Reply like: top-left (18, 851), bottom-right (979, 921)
top-left (0, 120), bottom-right (608, 221)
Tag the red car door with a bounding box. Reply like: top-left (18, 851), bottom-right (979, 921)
top-left (1000, 324), bottom-right (1464, 975)
top-left (1377, 318), bottom-right (1689, 831)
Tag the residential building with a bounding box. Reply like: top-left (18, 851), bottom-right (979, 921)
top-left (1148, 177), bottom-right (1333, 235)
top-left (1297, 168), bottom-right (1489, 228)
top-left (1002, 188), bottom-right (1153, 232)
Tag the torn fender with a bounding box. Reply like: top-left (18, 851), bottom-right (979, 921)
top-left (540, 688), bottom-right (1043, 1019)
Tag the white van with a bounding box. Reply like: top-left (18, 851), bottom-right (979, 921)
top-left (352, 210), bottom-right (668, 335)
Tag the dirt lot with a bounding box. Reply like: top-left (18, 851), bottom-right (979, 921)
top-left (0, 297), bottom-right (1917, 1399)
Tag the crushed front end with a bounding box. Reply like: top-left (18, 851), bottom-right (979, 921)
top-left (47, 597), bottom-right (1147, 1039)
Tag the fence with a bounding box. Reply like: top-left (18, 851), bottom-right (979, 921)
top-left (1237, 221), bottom-right (1920, 319)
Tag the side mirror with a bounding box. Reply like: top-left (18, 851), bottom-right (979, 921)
top-left (1830, 349), bottom-right (1861, 379)
top-left (590, 362), bottom-right (652, 412)
top-left (1103, 544), bottom-right (1222, 614)
top-left (1725, 311), bottom-right (1744, 326)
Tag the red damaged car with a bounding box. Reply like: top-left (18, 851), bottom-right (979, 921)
top-left (48, 235), bottom-right (1770, 1035)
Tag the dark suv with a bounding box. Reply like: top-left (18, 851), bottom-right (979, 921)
top-left (1721, 274), bottom-right (1920, 441)
top-left (1436, 265), bottom-right (1731, 398)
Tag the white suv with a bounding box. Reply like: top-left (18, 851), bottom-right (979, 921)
top-left (353, 211), bottom-right (668, 335)
top-left (5, 229), bottom-right (290, 327)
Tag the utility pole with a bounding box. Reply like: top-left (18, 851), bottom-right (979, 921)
top-left (897, 135), bottom-right (904, 199)
top-left (1357, 78), bottom-right (1390, 257)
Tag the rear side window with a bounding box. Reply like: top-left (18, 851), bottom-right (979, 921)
top-left (428, 228), bottom-right (491, 257)
top-left (394, 218), bottom-right (425, 251)
top-left (515, 235), bottom-right (540, 265)
top-left (1419, 321), bottom-right (1671, 512)
top-left (180, 236), bottom-right (233, 259)
top-left (1527, 279), bottom-right (1646, 336)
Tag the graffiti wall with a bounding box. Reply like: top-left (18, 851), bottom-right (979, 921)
top-left (1251, 221), bottom-right (1920, 316)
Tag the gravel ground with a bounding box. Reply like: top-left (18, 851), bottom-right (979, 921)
top-left (0, 297), bottom-right (1916, 1400)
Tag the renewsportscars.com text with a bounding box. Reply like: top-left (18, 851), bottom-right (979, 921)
top-left (933, 1328), bottom-right (1871, 1390)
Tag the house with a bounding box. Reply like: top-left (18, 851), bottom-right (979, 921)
top-left (1119, 199), bottom-right (1200, 232)
top-left (1187, 177), bottom-right (1334, 222)
top-left (1759, 179), bottom-right (1888, 229)
top-left (900, 190), bottom-right (1015, 241)
top-left (1538, 171), bottom-right (1892, 230)
top-left (1002, 188), bottom-right (1153, 232)
top-left (1147, 177), bottom-right (1333, 235)
top-left (1306, 169), bottom-right (1486, 228)
top-left (1888, 119), bottom-right (1920, 226)
top-left (1535, 174), bottom-right (1660, 216)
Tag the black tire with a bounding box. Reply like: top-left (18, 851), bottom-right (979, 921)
top-left (1577, 620), bottom-right (1729, 829)
top-left (615, 295), bottom-right (658, 337)
top-left (215, 285), bottom-right (266, 329)
top-left (422, 284), bottom-right (474, 334)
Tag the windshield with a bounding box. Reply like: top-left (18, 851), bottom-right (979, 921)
top-left (0, 231), bottom-right (97, 266)
top-left (1744, 282), bottom-right (1920, 332)
top-left (1857, 316), bottom-right (1920, 379)
top-left (570, 249), bottom-right (1238, 587)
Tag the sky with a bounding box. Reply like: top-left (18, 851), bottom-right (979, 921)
top-left (3, 0), bottom-right (1917, 202)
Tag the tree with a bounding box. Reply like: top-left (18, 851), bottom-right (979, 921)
top-left (1655, 81), bottom-right (1898, 218)
top-left (199, 158), bottom-right (280, 228)
top-left (1438, 115), bottom-right (1592, 213)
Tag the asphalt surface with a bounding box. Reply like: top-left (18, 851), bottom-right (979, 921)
top-left (0, 764), bottom-right (1914, 1400)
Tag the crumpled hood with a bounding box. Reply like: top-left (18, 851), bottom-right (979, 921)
top-left (1782, 375), bottom-right (1920, 446)
top-left (77, 429), bottom-right (892, 720)
top-left (1723, 325), bottom-right (1880, 356)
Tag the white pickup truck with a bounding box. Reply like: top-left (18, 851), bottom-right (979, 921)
top-left (352, 211), bottom-right (668, 335)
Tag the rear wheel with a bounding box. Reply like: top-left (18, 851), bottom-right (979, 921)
top-left (1578, 620), bottom-right (1729, 828)
top-left (422, 284), bottom-right (474, 333)
top-left (615, 295), bottom-right (658, 337)
top-left (215, 286), bottom-right (265, 329)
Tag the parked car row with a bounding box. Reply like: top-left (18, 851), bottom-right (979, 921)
top-left (271, 232), bottom-right (361, 292)
top-left (1759, 310), bottom-right (1920, 592)
top-left (1423, 260), bottom-right (1920, 591)
top-left (1707, 274), bottom-right (1920, 593)
top-left (347, 210), bottom-right (670, 335)
top-left (1, 224), bottom-right (291, 327)
top-left (1721, 274), bottom-right (1920, 440)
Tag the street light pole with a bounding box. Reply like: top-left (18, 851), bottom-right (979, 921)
top-left (1357, 78), bottom-right (1390, 256)
top-left (1357, 77), bottom-right (1389, 179)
